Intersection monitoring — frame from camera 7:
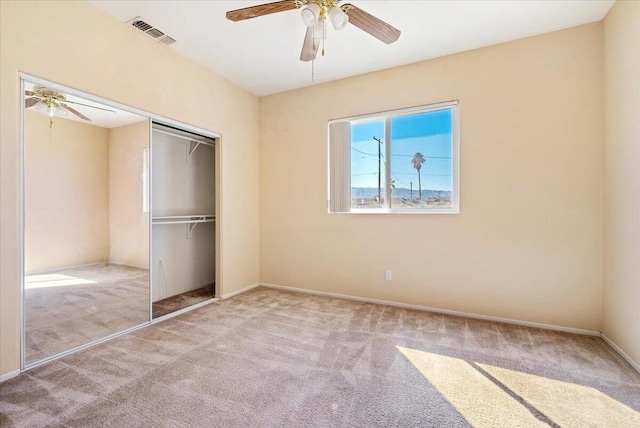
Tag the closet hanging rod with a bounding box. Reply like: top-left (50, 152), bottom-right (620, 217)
top-left (152, 219), bottom-right (215, 225)
top-left (152, 215), bottom-right (215, 220)
top-left (153, 128), bottom-right (216, 148)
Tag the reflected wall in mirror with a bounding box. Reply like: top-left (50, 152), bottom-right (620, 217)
top-left (23, 79), bottom-right (150, 366)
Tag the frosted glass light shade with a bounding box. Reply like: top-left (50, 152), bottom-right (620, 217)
top-left (33, 101), bottom-right (49, 114)
top-left (301, 3), bottom-right (320, 27)
top-left (329, 6), bottom-right (349, 31)
top-left (54, 105), bottom-right (68, 117)
top-left (32, 101), bottom-right (68, 118)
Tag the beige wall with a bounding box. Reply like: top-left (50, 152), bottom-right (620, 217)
top-left (603, 1), bottom-right (640, 366)
top-left (0, 1), bottom-right (259, 376)
top-left (24, 111), bottom-right (110, 274)
top-left (260, 23), bottom-right (604, 331)
top-left (108, 121), bottom-right (150, 269)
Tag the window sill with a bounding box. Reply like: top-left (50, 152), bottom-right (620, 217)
top-left (330, 208), bottom-right (460, 215)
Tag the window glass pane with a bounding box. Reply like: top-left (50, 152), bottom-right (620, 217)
top-left (390, 109), bottom-right (453, 209)
top-left (350, 120), bottom-right (386, 209)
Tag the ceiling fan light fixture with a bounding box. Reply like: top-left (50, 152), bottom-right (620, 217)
top-left (33, 101), bottom-right (68, 119)
top-left (33, 101), bottom-right (49, 115)
top-left (225, 0), bottom-right (401, 69)
top-left (53, 105), bottom-right (68, 117)
top-left (328, 6), bottom-right (349, 31)
top-left (301, 3), bottom-right (320, 27)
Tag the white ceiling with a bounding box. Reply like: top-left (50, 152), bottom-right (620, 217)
top-left (25, 81), bottom-right (147, 129)
top-left (88, 0), bottom-right (614, 96)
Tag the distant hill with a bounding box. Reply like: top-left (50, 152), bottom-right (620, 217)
top-left (351, 187), bottom-right (452, 199)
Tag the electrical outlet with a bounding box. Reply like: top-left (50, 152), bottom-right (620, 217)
top-left (385, 270), bottom-right (392, 281)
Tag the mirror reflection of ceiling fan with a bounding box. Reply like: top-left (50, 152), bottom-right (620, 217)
top-left (25, 86), bottom-right (116, 127)
top-left (226, 0), bottom-right (401, 62)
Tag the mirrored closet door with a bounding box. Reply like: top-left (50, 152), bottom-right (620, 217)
top-left (22, 78), bottom-right (151, 366)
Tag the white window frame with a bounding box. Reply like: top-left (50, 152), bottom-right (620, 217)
top-left (328, 100), bottom-right (460, 214)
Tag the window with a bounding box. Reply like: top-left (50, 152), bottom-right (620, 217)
top-left (329, 101), bottom-right (459, 213)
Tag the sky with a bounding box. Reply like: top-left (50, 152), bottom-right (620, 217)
top-left (350, 109), bottom-right (453, 191)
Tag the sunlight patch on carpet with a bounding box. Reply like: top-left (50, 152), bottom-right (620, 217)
top-left (397, 346), bottom-right (640, 428)
top-left (397, 346), bottom-right (547, 427)
top-left (25, 274), bottom-right (97, 289)
top-left (478, 363), bottom-right (640, 428)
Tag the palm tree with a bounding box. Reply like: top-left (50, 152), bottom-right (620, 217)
top-left (411, 152), bottom-right (425, 201)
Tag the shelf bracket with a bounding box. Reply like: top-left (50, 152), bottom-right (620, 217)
top-left (187, 141), bottom-right (202, 164)
top-left (186, 216), bottom-right (204, 239)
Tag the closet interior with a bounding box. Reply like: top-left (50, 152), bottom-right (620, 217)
top-left (151, 123), bottom-right (217, 318)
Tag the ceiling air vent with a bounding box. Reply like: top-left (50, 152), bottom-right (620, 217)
top-left (158, 36), bottom-right (176, 46)
top-left (126, 17), bottom-right (176, 46)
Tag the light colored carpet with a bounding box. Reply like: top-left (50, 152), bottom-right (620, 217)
top-left (24, 264), bottom-right (149, 365)
top-left (152, 284), bottom-right (215, 319)
top-left (2, 286), bottom-right (639, 427)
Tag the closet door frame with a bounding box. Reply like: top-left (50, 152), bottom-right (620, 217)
top-left (18, 73), bottom-right (222, 371)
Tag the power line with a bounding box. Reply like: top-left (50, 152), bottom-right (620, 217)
top-left (391, 172), bottom-right (409, 185)
top-left (351, 147), bottom-right (451, 160)
top-left (354, 171), bottom-right (450, 177)
top-left (352, 147), bottom-right (383, 157)
top-left (393, 172), bottom-right (451, 177)
top-left (391, 153), bottom-right (451, 159)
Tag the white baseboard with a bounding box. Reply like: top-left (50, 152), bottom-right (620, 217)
top-left (0, 369), bottom-right (20, 383)
top-left (601, 333), bottom-right (640, 373)
top-left (260, 283), bottom-right (601, 337)
top-left (26, 261), bottom-right (108, 275)
top-left (221, 283), bottom-right (260, 300)
top-left (192, 282), bottom-right (640, 375)
top-left (108, 261), bottom-right (149, 270)
top-left (28, 261), bottom-right (149, 276)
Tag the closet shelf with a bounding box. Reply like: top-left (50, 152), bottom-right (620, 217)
top-left (153, 128), bottom-right (215, 148)
top-left (152, 215), bottom-right (215, 225)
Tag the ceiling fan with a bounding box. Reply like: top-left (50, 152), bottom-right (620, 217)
top-left (226, 0), bottom-right (401, 62)
top-left (25, 86), bottom-right (115, 127)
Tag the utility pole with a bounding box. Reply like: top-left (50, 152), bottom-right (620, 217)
top-left (410, 181), bottom-right (413, 199)
top-left (373, 137), bottom-right (383, 206)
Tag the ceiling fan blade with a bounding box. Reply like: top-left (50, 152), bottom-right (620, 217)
top-left (61, 104), bottom-right (91, 121)
top-left (25, 90), bottom-right (37, 97)
top-left (341, 3), bottom-right (401, 44)
top-left (25, 97), bottom-right (41, 108)
top-left (300, 26), bottom-right (317, 62)
top-left (226, 1), bottom-right (298, 22)
top-left (63, 99), bottom-right (116, 113)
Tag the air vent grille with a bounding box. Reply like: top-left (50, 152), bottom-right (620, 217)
top-left (159, 36), bottom-right (176, 45)
top-left (145, 28), bottom-right (165, 38)
top-left (132, 20), bottom-right (152, 32)
top-left (126, 17), bottom-right (176, 46)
